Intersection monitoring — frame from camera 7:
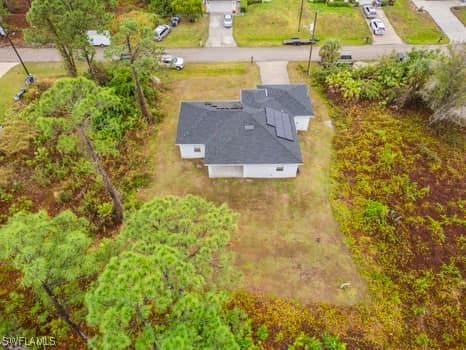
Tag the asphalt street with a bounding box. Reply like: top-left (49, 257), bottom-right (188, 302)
top-left (0, 44), bottom-right (445, 65)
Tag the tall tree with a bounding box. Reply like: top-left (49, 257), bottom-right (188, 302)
top-left (31, 77), bottom-right (125, 223)
top-left (25, 0), bottom-right (116, 76)
top-left (170, 0), bottom-right (202, 22)
top-left (0, 210), bottom-right (96, 343)
top-left (394, 49), bottom-right (434, 108)
top-left (318, 39), bottom-right (341, 68)
top-left (422, 44), bottom-right (466, 127)
top-left (86, 247), bottom-right (242, 350)
top-left (86, 195), bottom-right (246, 349)
top-left (109, 15), bottom-right (163, 123)
top-left (146, 0), bottom-right (173, 16)
top-left (117, 195), bottom-right (239, 287)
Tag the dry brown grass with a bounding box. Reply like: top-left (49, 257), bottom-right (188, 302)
top-left (138, 62), bottom-right (366, 304)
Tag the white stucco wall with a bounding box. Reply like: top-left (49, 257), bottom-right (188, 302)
top-left (294, 115), bottom-right (312, 131)
top-left (243, 164), bottom-right (299, 178)
top-left (178, 144), bottom-right (205, 159)
top-left (208, 165), bottom-right (244, 178)
top-left (207, 164), bottom-right (299, 178)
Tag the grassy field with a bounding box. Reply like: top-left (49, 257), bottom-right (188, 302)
top-left (155, 15), bottom-right (209, 48)
top-left (137, 62), bottom-right (366, 304)
top-left (384, 0), bottom-right (447, 44)
top-left (0, 62), bottom-right (69, 120)
top-left (451, 6), bottom-right (466, 25)
top-left (234, 1), bottom-right (371, 46)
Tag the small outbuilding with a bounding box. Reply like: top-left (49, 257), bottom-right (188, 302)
top-left (175, 84), bottom-right (314, 178)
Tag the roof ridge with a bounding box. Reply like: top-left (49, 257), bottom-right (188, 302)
top-left (259, 84), bottom-right (311, 114)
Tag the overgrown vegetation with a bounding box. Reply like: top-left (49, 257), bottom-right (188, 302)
top-left (0, 196), bottom-right (255, 349)
top-left (225, 59), bottom-right (465, 349)
top-left (25, 0), bottom-right (117, 76)
top-left (328, 102), bottom-right (465, 349)
top-left (320, 44), bottom-right (466, 127)
top-left (1, 2), bottom-right (464, 345)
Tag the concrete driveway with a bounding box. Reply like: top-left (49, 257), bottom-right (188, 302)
top-left (257, 61), bottom-right (290, 84)
top-left (0, 62), bottom-right (17, 79)
top-left (205, 14), bottom-right (237, 48)
top-left (368, 8), bottom-right (403, 45)
top-left (411, 0), bottom-right (466, 42)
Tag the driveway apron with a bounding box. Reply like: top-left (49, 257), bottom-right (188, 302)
top-left (411, 0), bottom-right (466, 42)
top-left (257, 61), bottom-right (290, 84)
top-left (205, 13), bottom-right (237, 48)
top-left (0, 62), bottom-right (18, 79)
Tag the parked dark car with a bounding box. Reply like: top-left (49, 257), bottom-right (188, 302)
top-left (119, 53), bottom-right (131, 61)
top-left (336, 53), bottom-right (354, 66)
top-left (282, 37), bottom-right (319, 46)
top-left (170, 15), bottom-right (180, 27)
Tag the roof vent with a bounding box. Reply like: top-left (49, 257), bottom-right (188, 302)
top-left (244, 125), bottom-right (255, 130)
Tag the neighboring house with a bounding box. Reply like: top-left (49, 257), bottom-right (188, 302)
top-left (176, 84), bottom-right (314, 178)
top-left (204, 0), bottom-right (237, 13)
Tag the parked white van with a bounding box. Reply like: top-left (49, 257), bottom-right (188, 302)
top-left (86, 30), bottom-right (111, 47)
top-left (154, 25), bottom-right (171, 41)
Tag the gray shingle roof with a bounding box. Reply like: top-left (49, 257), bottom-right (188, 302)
top-left (254, 84), bottom-right (313, 117)
top-left (176, 84), bottom-right (312, 165)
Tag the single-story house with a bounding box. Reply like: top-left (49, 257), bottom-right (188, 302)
top-left (175, 84), bottom-right (314, 178)
top-left (204, 0), bottom-right (237, 13)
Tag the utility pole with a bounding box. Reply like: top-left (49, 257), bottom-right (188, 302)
top-left (0, 25), bottom-right (32, 77)
top-left (307, 11), bottom-right (318, 77)
top-left (298, 0), bottom-right (304, 32)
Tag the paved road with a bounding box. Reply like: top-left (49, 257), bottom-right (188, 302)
top-left (411, 0), bottom-right (466, 42)
top-left (0, 44), bottom-right (445, 65)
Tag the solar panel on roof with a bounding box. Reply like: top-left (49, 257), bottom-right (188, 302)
top-left (276, 115), bottom-right (294, 141)
top-left (265, 107), bottom-right (294, 141)
top-left (265, 107), bottom-right (277, 126)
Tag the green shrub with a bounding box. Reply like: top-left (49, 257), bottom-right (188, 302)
top-left (322, 334), bottom-right (346, 350)
top-left (240, 0), bottom-right (248, 13)
top-left (363, 200), bottom-right (389, 226)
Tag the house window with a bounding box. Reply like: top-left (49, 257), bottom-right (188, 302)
top-left (194, 146), bottom-right (201, 153)
top-left (276, 166), bottom-right (284, 172)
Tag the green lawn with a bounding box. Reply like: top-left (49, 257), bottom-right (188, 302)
top-left (155, 15), bottom-right (209, 48)
top-left (137, 62), bottom-right (366, 304)
top-left (384, 0), bottom-right (448, 44)
top-left (0, 62), bottom-right (69, 120)
top-left (234, 0), bottom-right (371, 46)
top-left (451, 6), bottom-right (466, 25)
